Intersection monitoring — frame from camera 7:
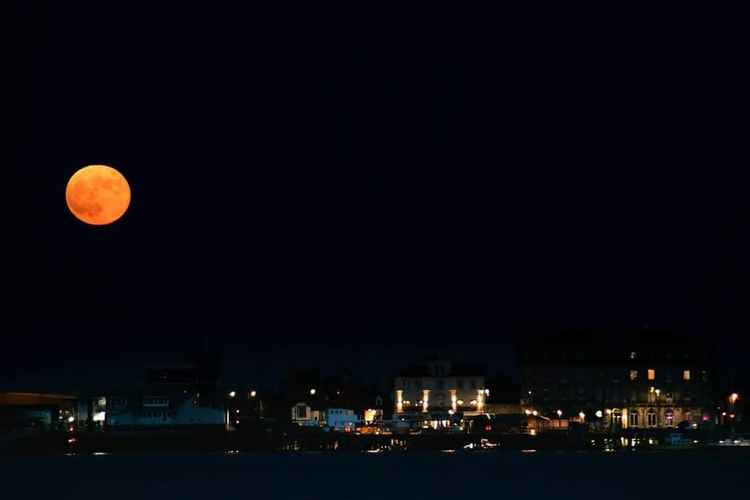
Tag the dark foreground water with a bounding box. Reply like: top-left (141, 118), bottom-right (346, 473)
top-left (3, 450), bottom-right (748, 499)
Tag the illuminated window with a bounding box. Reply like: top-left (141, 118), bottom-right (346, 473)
top-left (630, 370), bottom-right (638, 381)
top-left (647, 410), bottom-right (657, 427)
top-left (630, 352), bottom-right (637, 359)
top-left (629, 410), bottom-right (639, 427)
top-left (683, 370), bottom-right (690, 381)
top-left (647, 369), bottom-right (655, 380)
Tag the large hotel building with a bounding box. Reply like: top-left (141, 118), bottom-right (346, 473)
top-left (519, 331), bottom-right (717, 429)
top-left (393, 360), bottom-right (488, 420)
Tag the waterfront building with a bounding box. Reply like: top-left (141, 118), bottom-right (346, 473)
top-left (519, 331), bottom-right (716, 430)
top-left (325, 408), bottom-right (358, 431)
top-left (0, 392), bottom-right (78, 430)
top-left (393, 360), bottom-right (487, 427)
top-left (105, 394), bottom-right (225, 427)
top-left (290, 402), bottom-right (324, 427)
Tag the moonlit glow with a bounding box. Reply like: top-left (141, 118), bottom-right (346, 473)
top-left (65, 165), bottom-right (130, 225)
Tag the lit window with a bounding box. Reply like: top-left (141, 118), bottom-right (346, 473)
top-left (683, 370), bottom-right (690, 381)
top-left (630, 370), bottom-right (638, 381)
top-left (647, 369), bottom-right (655, 380)
top-left (647, 410), bottom-right (657, 427)
top-left (630, 352), bottom-right (637, 359)
top-left (629, 411), bottom-right (639, 427)
top-left (665, 410), bottom-right (674, 427)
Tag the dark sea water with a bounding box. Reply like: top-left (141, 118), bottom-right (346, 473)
top-left (3, 450), bottom-right (748, 499)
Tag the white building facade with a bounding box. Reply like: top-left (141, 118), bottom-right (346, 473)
top-left (394, 360), bottom-right (487, 418)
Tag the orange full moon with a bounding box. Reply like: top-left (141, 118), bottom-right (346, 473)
top-left (65, 165), bottom-right (131, 225)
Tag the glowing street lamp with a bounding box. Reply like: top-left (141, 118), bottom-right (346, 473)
top-left (556, 409), bottom-right (562, 417)
top-left (310, 388), bottom-right (316, 396)
top-left (229, 391), bottom-right (236, 398)
top-left (250, 390), bottom-right (257, 398)
top-left (729, 393), bottom-right (739, 405)
top-left (595, 410), bottom-right (603, 418)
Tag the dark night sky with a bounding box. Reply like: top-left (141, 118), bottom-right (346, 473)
top-left (8, 4), bottom-right (750, 390)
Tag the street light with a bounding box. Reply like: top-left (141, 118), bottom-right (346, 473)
top-left (310, 388), bottom-right (316, 396)
top-left (250, 390), bottom-right (257, 398)
top-left (729, 393), bottom-right (739, 405)
top-left (229, 391), bottom-right (236, 398)
top-left (556, 409), bottom-right (562, 417)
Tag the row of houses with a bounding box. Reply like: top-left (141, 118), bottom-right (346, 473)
top-left (388, 333), bottom-right (743, 433)
top-left (1, 332), bottom-right (745, 435)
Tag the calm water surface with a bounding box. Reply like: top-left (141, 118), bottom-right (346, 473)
top-left (3, 450), bottom-right (748, 499)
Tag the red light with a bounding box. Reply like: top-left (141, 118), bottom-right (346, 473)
top-left (68, 426), bottom-right (74, 432)
top-left (67, 438), bottom-right (76, 444)
top-left (485, 426), bottom-right (492, 431)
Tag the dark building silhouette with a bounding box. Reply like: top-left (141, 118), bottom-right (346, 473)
top-left (518, 330), bottom-right (717, 429)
